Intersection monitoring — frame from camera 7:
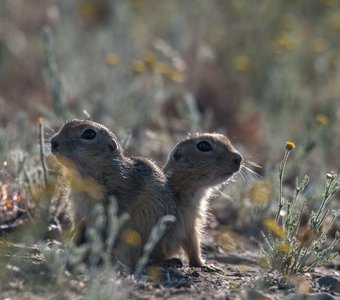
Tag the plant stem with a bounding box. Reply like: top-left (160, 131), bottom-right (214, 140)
top-left (315, 176), bottom-right (338, 222)
top-left (275, 149), bottom-right (290, 224)
top-left (38, 118), bottom-right (48, 187)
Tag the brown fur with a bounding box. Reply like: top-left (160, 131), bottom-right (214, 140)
top-left (163, 133), bottom-right (242, 266)
top-left (50, 120), bottom-right (177, 269)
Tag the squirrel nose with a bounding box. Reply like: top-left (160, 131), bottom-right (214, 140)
top-left (232, 153), bottom-right (242, 171)
top-left (51, 137), bottom-right (59, 153)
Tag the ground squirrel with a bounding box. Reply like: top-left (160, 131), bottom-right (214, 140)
top-left (163, 133), bottom-right (242, 267)
top-left (50, 120), bottom-right (177, 268)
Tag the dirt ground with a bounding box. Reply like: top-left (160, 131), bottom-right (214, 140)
top-left (1, 227), bottom-right (339, 300)
top-left (123, 231), bottom-right (340, 300)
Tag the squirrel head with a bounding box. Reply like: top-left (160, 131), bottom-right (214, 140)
top-left (164, 133), bottom-right (242, 188)
top-left (51, 119), bottom-right (124, 180)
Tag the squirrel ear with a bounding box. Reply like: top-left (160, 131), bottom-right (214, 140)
top-left (172, 148), bottom-right (182, 162)
top-left (109, 140), bottom-right (117, 151)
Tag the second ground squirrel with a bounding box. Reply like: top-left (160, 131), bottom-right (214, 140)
top-left (163, 133), bottom-right (242, 267)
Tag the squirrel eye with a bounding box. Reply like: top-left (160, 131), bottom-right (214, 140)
top-left (196, 141), bottom-right (212, 152)
top-left (81, 129), bottom-right (96, 140)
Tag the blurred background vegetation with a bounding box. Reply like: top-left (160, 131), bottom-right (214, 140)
top-left (0, 0), bottom-right (339, 232)
top-left (1, 0), bottom-right (339, 166)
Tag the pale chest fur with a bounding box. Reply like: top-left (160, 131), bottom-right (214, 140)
top-left (177, 188), bottom-right (211, 240)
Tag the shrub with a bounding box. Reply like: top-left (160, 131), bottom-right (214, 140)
top-left (261, 142), bottom-right (339, 276)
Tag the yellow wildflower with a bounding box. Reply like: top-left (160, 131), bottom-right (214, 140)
top-left (106, 53), bottom-right (118, 66)
top-left (258, 256), bottom-right (270, 269)
top-left (153, 62), bottom-right (172, 75)
top-left (263, 218), bottom-right (286, 238)
top-left (315, 114), bottom-right (329, 126)
top-left (286, 141), bottom-right (296, 150)
top-left (277, 242), bottom-right (290, 254)
top-left (272, 32), bottom-right (296, 54)
top-left (144, 51), bottom-right (157, 65)
top-left (121, 229), bottom-right (142, 247)
top-left (171, 71), bottom-right (184, 82)
top-left (132, 60), bottom-right (145, 74)
top-left (147, 266), bottom-right (162, 281)
top-left (232, 56), bottom-right (252, 73)
top-left (248, 182), bottom-right (271, 204)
